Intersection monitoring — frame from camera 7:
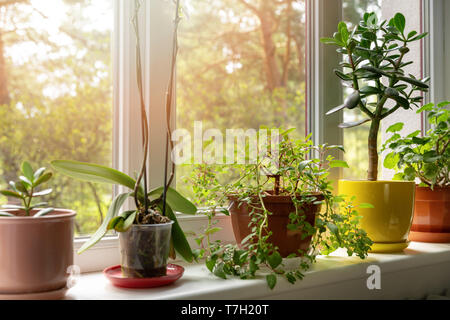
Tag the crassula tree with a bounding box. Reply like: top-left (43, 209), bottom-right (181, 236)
top-left (321, 12), bottom-right (429, 181)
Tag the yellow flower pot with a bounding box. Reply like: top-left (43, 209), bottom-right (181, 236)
top-left (338, 180), bottom-right (416, 253)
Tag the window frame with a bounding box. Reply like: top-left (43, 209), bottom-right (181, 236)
top-left (75, 0), bottom-right (441, 273)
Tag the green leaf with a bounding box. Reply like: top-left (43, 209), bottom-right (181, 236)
top-left (409, 32), bottom-right (428, 41)
top-left (362, 31), bottom-right (377, 41)
top-left (423, 164), bottom-right (439, 181)
top-left (390, 95), bottom-right (410, 110)
top-left (22, 161), bottom-right (34, 183)
top-left (423, 151), bottom-right (440, 163)
top-left (384, 152), bottom-right (399, 169)
top-left (205, 257), bottom-right (217, 272)
top-left (33, 172), bottom-right (52, 188)
top-left (329, 160), bottom-right (350, 168)
top-left (266, 274), bottom-right (277, 290)
top-left (267, 252), bottom-right (283, 269)
top-left (0, 211), bottom-right (15, 217)
top-left (393, 13), bottom-right (406, 33)
top-left (359, 203), bottom-right (375, 209)
top-left (32, 189), bottom-right (53, 197)
top-left (338, 22), bottom-right (349, 44)
top-left (77, 192), bottom-right (131, 254)
top-left (51, 160), bottom-right (137, 190)
top-left (33, 208), bottom-right (54, 218)
top-left (298, 160), bottom-right (313, 171)
top-left (344, 91), bottom-right (361, 109)
top-left (359, 86), bottom-right (380, 95)
top-left (158, 203), bottom-right (193, 262)
top-left (416, 103), bottom-right (434, 114)
top-left (386, 122), bottom-right (404, 133)
top-left (320, 37), bottom-right (338, 45)
top-left (1, 204), bottom-right (24, 210)
top-left (110, 210), bottom-right (137, 232)
top-left (33, 168), bottom-right (46, 180)
top-left (326, 104), bottom-right (346, 116)
top-left (19, 176), bottom-right (32, 188)
top-left (398, 76), bottom-right (429, 89)
top-left (338, 119), bottom-right (371, 129)
top-left (122, 211), bottom-right (137, 231)
top-left (149, 187), bottom-right (197, 215)
top-left (0, 190), bottom-right (24, 199)
top-left (213, 263), bottom-right (227, 279)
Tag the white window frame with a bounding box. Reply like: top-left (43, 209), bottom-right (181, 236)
top-left (75, 0), bottom-right (444, 273)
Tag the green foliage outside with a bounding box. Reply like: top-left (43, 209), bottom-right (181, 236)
top-left (0, 0), bottom-right (113, 235)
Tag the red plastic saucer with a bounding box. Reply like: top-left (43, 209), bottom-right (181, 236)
top-left (103, 264), bottom-right (184, 289)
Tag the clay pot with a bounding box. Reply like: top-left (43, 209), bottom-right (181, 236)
top-left (228, 192), bottom-right (323, 258)
top-left (0, 209), bottom-right (76, 295)
top-left (409, 186), bottom-right (450, 243)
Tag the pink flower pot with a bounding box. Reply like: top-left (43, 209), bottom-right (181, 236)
top-left (0, 209), bottom-right (76, 296)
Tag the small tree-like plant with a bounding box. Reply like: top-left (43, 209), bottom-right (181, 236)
top-left (321, 12), bottom-right (429, 181)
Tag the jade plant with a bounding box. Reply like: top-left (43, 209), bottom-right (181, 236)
top-left (321, 12), bottom-right (429, 181)
top-left (383, 101), bottom-right (450, 188)
top-left (51, 0), bottom-right (196, 261)
top-left (185, 131), bottom-right (373, 289)
top-left (0, 161), bottom-right (54, 217)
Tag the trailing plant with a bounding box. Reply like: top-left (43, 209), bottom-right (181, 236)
top-left (383, 101), bottom-right (450, 188)
top-left (185, 131), bottom-right (373, 289)
top-left (321, 12), bottom-right (429, 181)
top-left (51, 0), bottom-right (197, 261)
top-left (0, 161), bottom-right (54, 217)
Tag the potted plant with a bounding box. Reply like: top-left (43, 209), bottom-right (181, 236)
top-left (0, 162), bottom-right (76, 299)
top-left (185, 131), bottom-right (373, 289)
top-left (51, 0), bottom-right (196, 278)
top-left (383, 102), bottom-right (449, 243)
top-left (321, 12), bottom-right (429, 252)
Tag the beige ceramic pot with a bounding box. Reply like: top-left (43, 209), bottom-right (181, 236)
top-left (0, 209), bottom-right (76, 295)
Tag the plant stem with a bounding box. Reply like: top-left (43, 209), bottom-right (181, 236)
top-left (367, 118), bottom-right (380, 181)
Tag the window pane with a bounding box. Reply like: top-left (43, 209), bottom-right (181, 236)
top-left (342, 0), bottom-right (382, 180)
top-left (0, 0), bottom-right (113, 236)
top-left (176, 0), bottom-right (307, 202)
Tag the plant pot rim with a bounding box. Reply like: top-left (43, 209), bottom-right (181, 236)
top-left (415, 185), bottom-right (450, 190)
top-left (0, 208), bottom-right (76, 222)
top-left (339, 180), bottom-right (416, 184)
top-left (227, 191), bottom-right (324, 203)
top-left (125, 221), bottom-right (174, 229)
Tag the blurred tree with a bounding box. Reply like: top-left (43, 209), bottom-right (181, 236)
top-left (0, 0), bottom-right (112, 235)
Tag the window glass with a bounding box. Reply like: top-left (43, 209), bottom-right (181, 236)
top-left (0, 0), bottom-right (113, 236)
top-left (342, 0), bottom-right (382, 180)
top-left (176, 0), bottom-right (307, 202)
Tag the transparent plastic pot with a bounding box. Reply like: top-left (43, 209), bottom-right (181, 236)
top-left (119, 221), bottom-right (173, 278)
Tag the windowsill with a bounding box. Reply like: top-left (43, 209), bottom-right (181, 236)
top-left (66, 242), bottom-right (450, 300)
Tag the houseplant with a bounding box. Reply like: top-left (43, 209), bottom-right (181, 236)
top-left (321, 12), bottom-right (429, 252)
top-left (52, 0), bottom-right (196, 278)
top-left (383, 101), bottom-right (449, 242)
top-left (186, 131), bottom-right (373, 289)
top-left (0, 162), bottom-right (76, 298)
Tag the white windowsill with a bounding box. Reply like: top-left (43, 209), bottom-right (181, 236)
top-left (66, 242), bottom-right (450, 300)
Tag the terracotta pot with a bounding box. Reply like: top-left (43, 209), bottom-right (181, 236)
top-left (409, 186), bottom-right (450, 243)
top-left (0, 209), bottom-right (76, 295)
top-left (228, 193), bottom-right (323, 258)
top-left (338, 180), bottom-right (416, 253)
